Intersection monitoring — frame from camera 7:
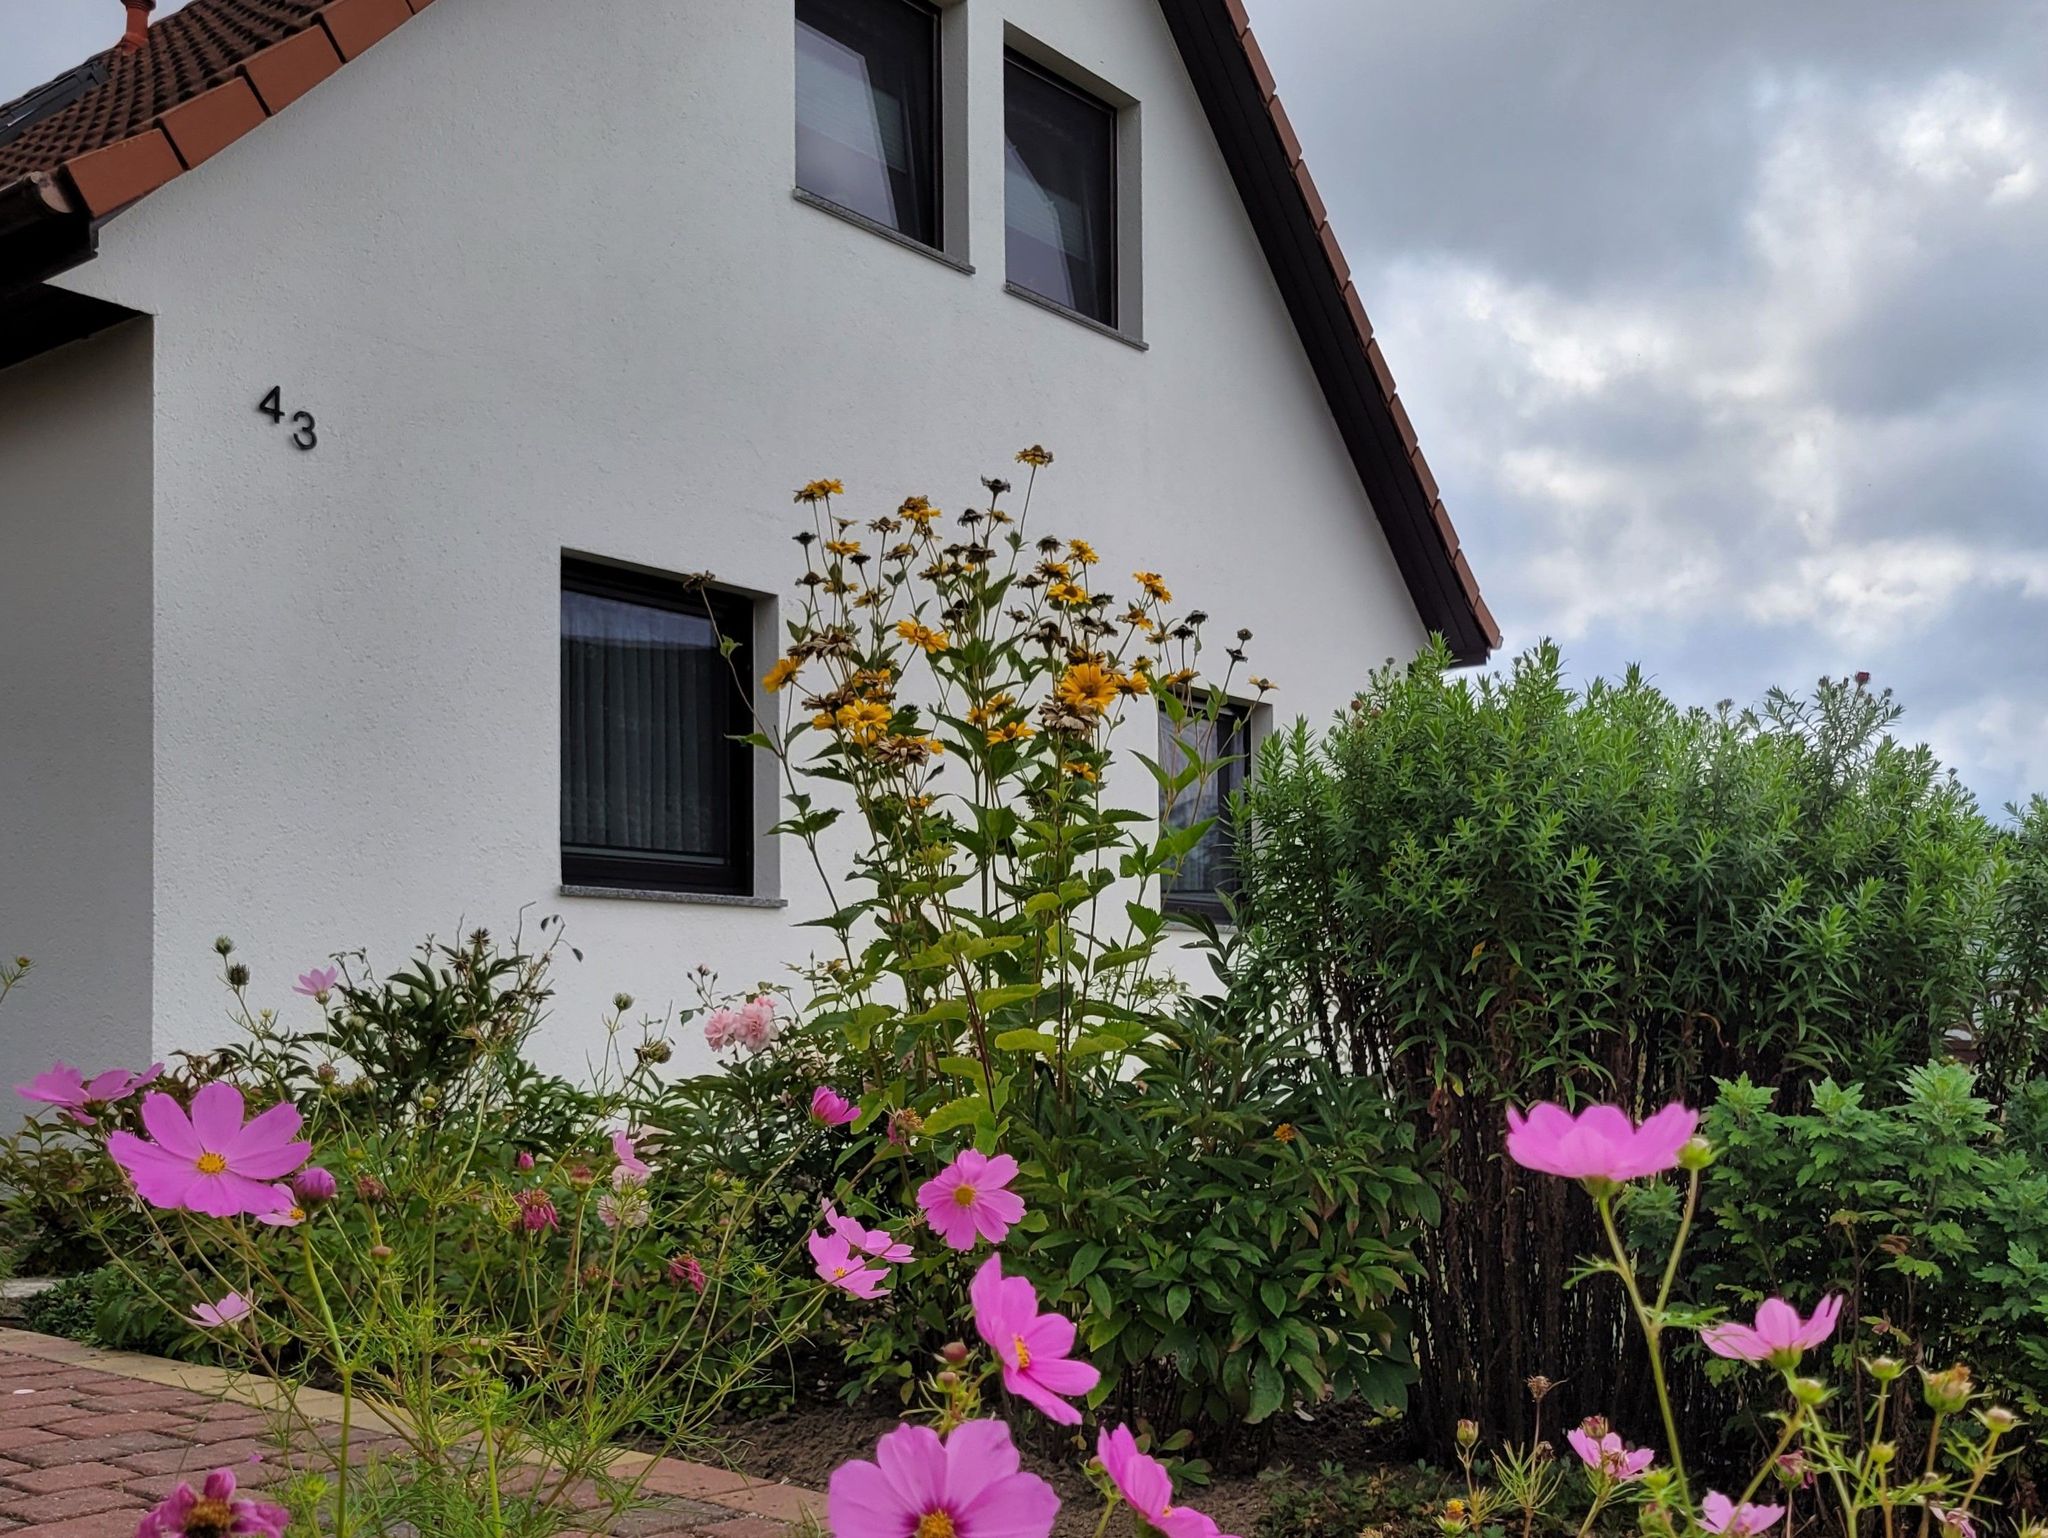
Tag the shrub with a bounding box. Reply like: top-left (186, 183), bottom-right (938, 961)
top-left (1633, 1063), bottom-right (2048, 1432)
top-left (1236, 642), bottom-right (2010, 1447)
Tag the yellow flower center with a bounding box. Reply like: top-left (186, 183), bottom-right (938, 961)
top-left (916, 1513), bottom-right (957, 1538)
top-left (833, 1266), bottom-right (849, 1279)
top-left (195, 1151), bottom-right (228, 1175)
top-left (952, 1184), bottom-right (978, 1207)
top-left (186, 1496), bottom-right (236, 1536)
top-left (1013, 1334), bottom-right (1032, 1369)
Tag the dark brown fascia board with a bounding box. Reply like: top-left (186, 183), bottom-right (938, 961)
top-left (1155, 0), bottom-right (1493, 664)
top-left (0, 173), bottom-right (95, 299)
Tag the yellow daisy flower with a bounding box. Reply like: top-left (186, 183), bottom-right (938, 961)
top-left (835, 700), bottom-right (892, 744)
top-left (824, 539), bottom-right (863, 557)
top-left (762, 657), bottom-right (802, 693)
top-left (1068, 539), bottom-right (1099, 566)
top-left (795, 479), bottom-right (845, 503)
top-left (1015, 445), bottom-right (1055, 467)
top-left (986, 721), bottom-right (1037, 745)
top-left (894, 620), bottom-right (950, 654)
top-left (1047, 581), bottom-right (1089, 608)
top-left (1056, 662), bottom-right (1119, 716)
top-left (1134, 571), bottom-right (1172, 603)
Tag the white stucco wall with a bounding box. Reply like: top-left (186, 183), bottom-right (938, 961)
top-left (44, 0), bottom-right (1426, 1075)
top-left (0, 320), bottom-right (156, 1093)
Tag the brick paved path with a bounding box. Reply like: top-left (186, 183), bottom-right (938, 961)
top-left (0, 1330), bottom-right (821, 1538)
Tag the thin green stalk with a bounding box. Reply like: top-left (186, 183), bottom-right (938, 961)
top-left (299, 1229), bottom-right (353, 1537)
top-left (1596, 1191), bottom-right (1690, 1509)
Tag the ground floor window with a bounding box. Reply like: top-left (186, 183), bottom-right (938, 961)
top-left (560, 558), bottom-right (754, 894)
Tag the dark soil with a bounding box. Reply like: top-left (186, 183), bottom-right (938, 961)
top-left (721, 1394), bottom-right (1444, 1538)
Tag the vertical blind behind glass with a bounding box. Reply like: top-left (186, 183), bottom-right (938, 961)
top-left (561, 589), bottom-right (731, 864)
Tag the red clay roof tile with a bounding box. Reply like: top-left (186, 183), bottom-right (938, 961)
top-left (62, 126), bottom-right (182, 215)
top-left (240, 24), bottom-right (344, 114)
top-left (158, 76), bottom-right (265, 167)
top-left (318, 0), bottom-right (411, 61)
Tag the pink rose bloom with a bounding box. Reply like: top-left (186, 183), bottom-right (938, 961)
top-left (811, 1085), bottom-right (861, 1127)
top-left (612, 1130), bottom-right (652, 1184)
top-left (1701, 1295), bottom-right (1843, 1366)
top-left (16, 1060), bottom-right (163, 1125)
top-left (736, 995), bottom-right (780, 1052)
top-left (828, 1420), bottom-right (1057, 1538)
top-left (1566, 1423), bottom-right (1654, 1482)
top-left (809, 1228), bottom-right (891, 1299)
top-left (1505, 1102), bottom-right (1698, 1183)
top-left (1098, 1423), bottom-right (1239, 1538)
top-left (704, 1008), bottom-right (740, 1051)
top-left (188, 1291), bottom-right (253, 1329)
top-left (916, 1148), bottom-right (1027, 1250)
top-left (136, 1465), bottom-right (289, 1538)
top-left (107, 1084), bottom-right (309, 1219)
top-left (822, 1199), bottom-right (914, 1264)
top-left (970, 1253), bottom-right (1100, 1425)
top-left (293, 966), bottom-right (340, 999)
top-left (1702, 1493), bottom-right (1785, 1536)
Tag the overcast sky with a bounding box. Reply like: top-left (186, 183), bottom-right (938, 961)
top-left (5, 2), bottom-right (2046, 810)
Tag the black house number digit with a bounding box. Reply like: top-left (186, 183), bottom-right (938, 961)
top-left (256, 386), bottom-right (317, 450)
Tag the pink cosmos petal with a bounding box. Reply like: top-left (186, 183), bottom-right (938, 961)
top-left (139, 1092), bottom-right (203, 1159)
top-left (953, 1470), bottom-right (1063, 1538)
top-left (17, 1063), bottom-right (86, 1106)
top-left (1506, 1101), bottom-right (1698, 1182)
top-left (1099, 1426), bottom-right (1172, 1522)
top-left (108, 1133), bottom-right (201, 1208)
top-left (1702, 1296), bottom-right (1842, 1363)
top-left (874, 1423), bottom-right (948, 1518)
top-left (187, 1170), bottom-right (294, 1220)
top-left (1703, 1493), bottom-right (1786, 1536)
top-left (1003, 1368), bottom-right (1083, 1425)
top-left (230, 1098), bottom-right (307, 1156)
top-left (188, 1081), bottom-right (248, 1151)
top-left (941, 1420), bottom-right (1021, 1500)
top-left (829, 1456), bottom-right (918, 1538)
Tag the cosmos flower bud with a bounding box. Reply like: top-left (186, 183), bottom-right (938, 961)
top-left (1865, 1356), bottom-right (1904, 1382)
top-left (613, 993), bottom-right (634, 1012)
top-left (1678, 1135), bottom-right (1716, 1171)
top-left (368, 1244), bottom-right (394, 1262)
top-left (1923, 1364), bottom-right (1974, 1414)
top-left (226, 964), bottom-right (250, 988)
top-left (1980, 1406), bottom-right (2018, 1435)
top-left (1790, 1376), bottom-right (1828, 1407)
top-left (1456, 1419), bottom-right (1480, 1449)
top-left (290, 1167), bottom-right (337, 1209)
top-left (355, 1175), bottom-right (389, 1205)
top-left (213, 936), bottom-right (236, 956)
top-left (515, 1151), bottom-right (535, 1171)
top-left (939, 1341), bottom-right (970, 1367)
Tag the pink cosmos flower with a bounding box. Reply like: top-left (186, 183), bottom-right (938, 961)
top-left (1098, 1423), bottom-right (1240, 1538)
top-left (293, 966), bottom-right (340, 999)
top-left (823, 1199), bottom-right (914, 1264)
top-left (1701, 1296), bottom-right (1843, 1366)
top-left (136, 1465), bottom-right (289, 1538)
top-left (809, 1229), bottom-right (891, 1300)
top-left (1566, 1423), bottom-right (1654, 1482)
top-left (1929, 1506), bottom-right (1977, 1538)
top-left (811, 1085), bottom-right (861, 1127)
top-left (107, 1084), bottom-right (309, 1219)
top-left (828, 1420), bottom-right (1058, 1538)
top-left (611, 1130), bottom-right (651, 1184)
top-left (1702, 1493), bottom-right (1786, 1536)
top-left (1505, 1102), bottom-right (1698, 1183)
top-left (15, 1061), bottom-right (163, 1125)
top-left (916, 1149), bottom-right (1027, 1250)
top-left (969, 1253), bottom-right (1100, 1425)
top-left (188, 1292), bottom-right (253, 1329)
top-left (255, 1190), bottom-right (305, 1227)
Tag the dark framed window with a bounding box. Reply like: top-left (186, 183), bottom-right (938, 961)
top-left (1160, 703), bottom-right (1253, 918)
top-left (560, 559), bottom-right (755, 895)
top-left (796, 0), bottom-right (942, 247)
top-left (1004, 52), bottom-right (1118, 326)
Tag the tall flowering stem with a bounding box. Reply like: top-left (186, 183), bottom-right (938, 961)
top-left (1593, 1181), bottom-right (1693, 1510)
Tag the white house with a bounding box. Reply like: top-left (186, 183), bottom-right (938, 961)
top-left (0, 0), bottom-right (1496, 1088)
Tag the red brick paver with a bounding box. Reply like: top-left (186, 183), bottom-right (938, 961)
top-left (0, 1335), bottom-right (822, 1538)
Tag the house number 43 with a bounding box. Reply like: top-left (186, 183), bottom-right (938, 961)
top-left (257, 386), bottom-right (317, 451)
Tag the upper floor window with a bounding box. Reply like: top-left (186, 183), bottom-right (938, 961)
top-left (561, 559), bottom-right (755, 895)
top-left (1160, 702), bottom-right (1255, 919)
top-left (1004, 52), bottom-right (1117, 326)
top-left (796, 0), bottom-right (942, 247)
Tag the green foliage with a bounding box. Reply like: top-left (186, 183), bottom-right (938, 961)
top-left (21, 1263), bottom-right (182, 1354)
top-left (1636, 1062), bottom-right (2048, 1422)
top-left (1255, 1459), bottom-right (1450, 1538)
top-left (1235, 641), bottom-right (2014, 1444)
top-left (1017, 967), bottom-right (1433, 1451)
